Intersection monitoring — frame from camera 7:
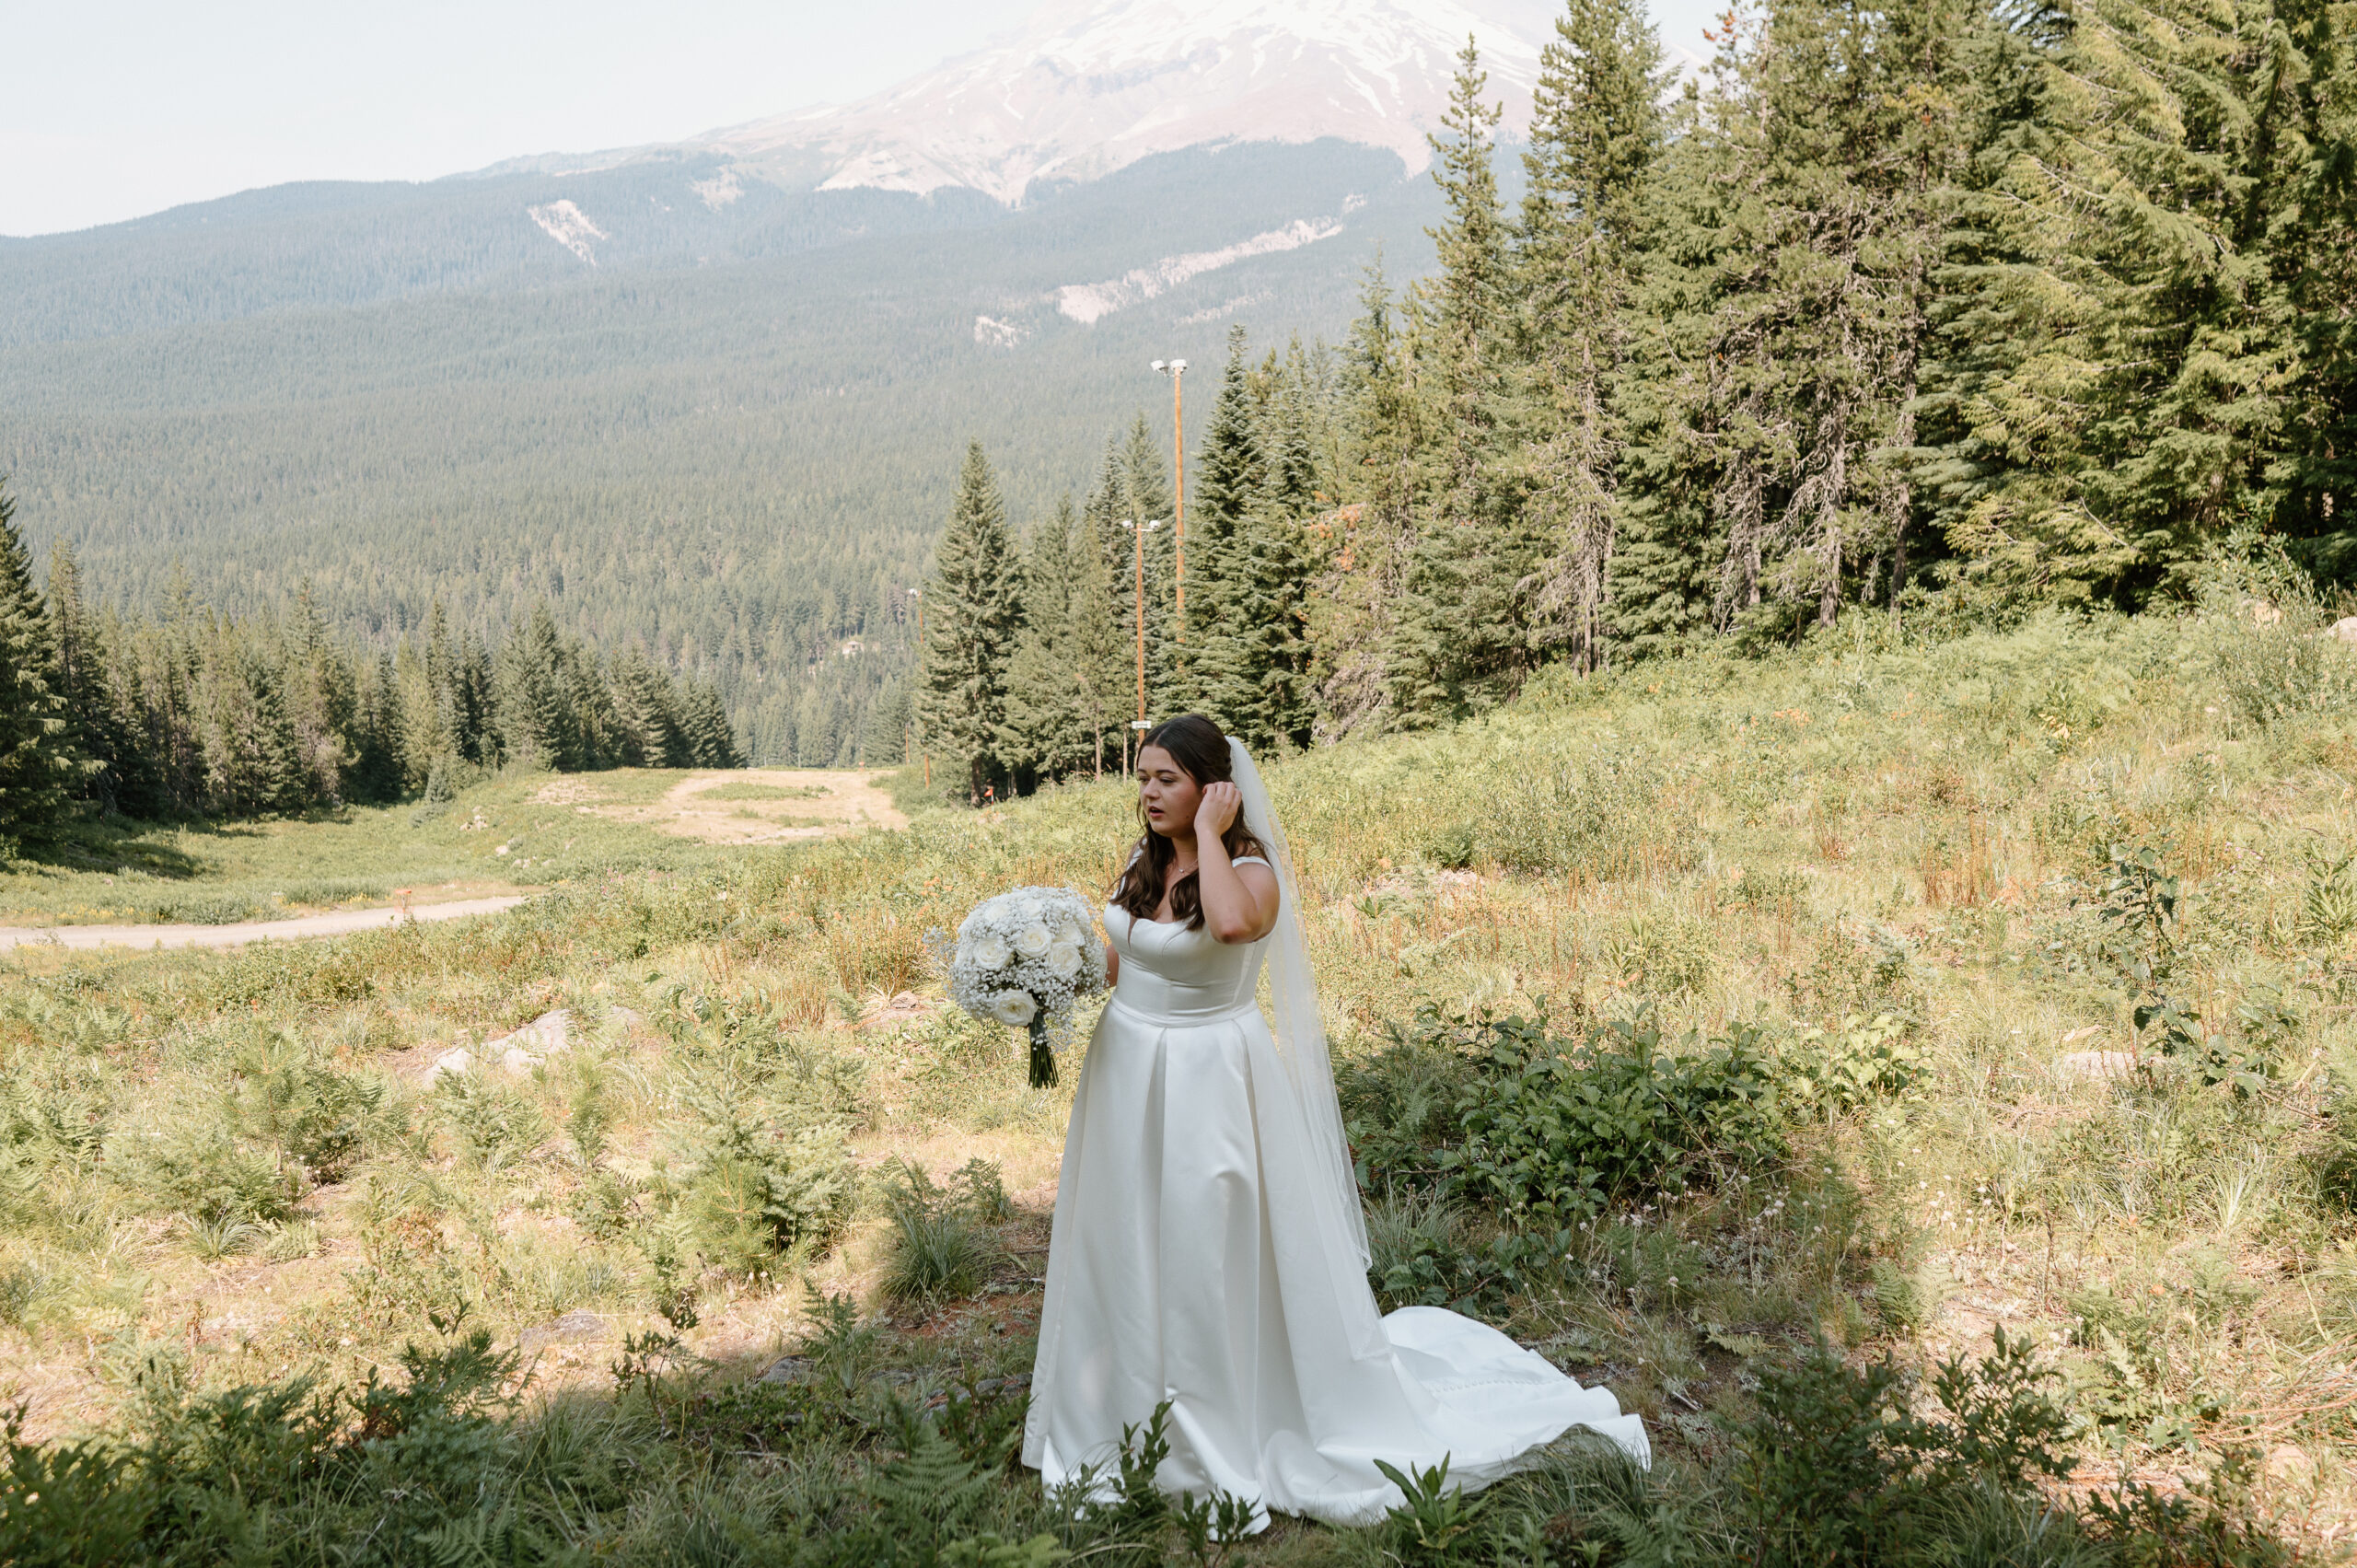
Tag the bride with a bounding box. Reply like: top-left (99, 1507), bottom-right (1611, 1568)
top-left (1022, 714), bottom-right (1646, 1529)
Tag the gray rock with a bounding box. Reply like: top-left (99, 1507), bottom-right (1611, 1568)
top-left (423, 1045), bottom-right (476, 1085)
top-left (521, 1308), bottom-right (610, 1352)
top-left (759, 1354), bottom-right (815, 1386)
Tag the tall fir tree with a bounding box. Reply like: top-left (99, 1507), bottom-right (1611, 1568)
top-left (1066, 491), bottom-right (1130, 777)
top-left (1512, 0), bottom-right (1666, 671)
top-left (0, 483), bottom-right (78, 852)
top-left (612, 644), bottom-right (687, 767)
top-left (1186, 326), bottom-right (1269, 719)
top-left (1316, 255), bottom-right (1421, 737)
top-left (501, 603), bottom-right (579, 770)
top-left (1002, 495), bottom-right (1098, 781)
top-left (2274, 0), bottom-right (2357, 568)
top-left (1190, 330), bottom-right (1319, 749)
top-left (917, 441), bottom-right (1027, 802)
top-left (1388, 38), bottom-right (1551, 718)
top-left (679, 680), bottom-right (743, 767)
top-left (1920, 0), bottom-right (2303, 605)
top-left (1619, 0), bottom-right (1968, 643)
top-left (1119, 413), bottom-right (1181, 714)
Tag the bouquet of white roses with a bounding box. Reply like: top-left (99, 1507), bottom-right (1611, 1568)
top-left (933, 886), bottom-right (1108, 1086)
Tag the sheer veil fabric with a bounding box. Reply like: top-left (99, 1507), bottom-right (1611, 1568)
top-left (1021, 737), bottom-right (1648, 1528)
top-left (1222, 738), bottom-right (1384, 1358)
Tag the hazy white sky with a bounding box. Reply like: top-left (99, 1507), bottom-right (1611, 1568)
top-left (3, 0), bottom-right (1723, 238)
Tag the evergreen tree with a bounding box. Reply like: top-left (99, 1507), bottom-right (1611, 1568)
top-left (0, 483), bottom-right (78, 852)
top-left (1922, 0), bottom-right (2305, 605)
top-left (917, 441), bottom-right (1026, 802)
top-left (1512, 0), bottom-right (1666, 671)
top-left (1003, 496), bottom-right (1099, 782)
top-left (284, 583), bottom-right (358, 803)
top-left (1190, 330), bottom-right (1319, 749)
top-left (1387, 38), bottom-right (1552, 717)
top-left (1619, 0), bottom-right (1968, 643)
top-left (1186, 326), bottom-right (1270, 718)
top-left (612, 644), bottom-right (687, 767)
top-left (501, 603), bottom-right (578, 769)
top-left (201, 632), bottom-right (306, 818)
top-left (2274, 0), bottom-right (2357, 568)
top-left (43, 541), bottom-right (135, 814)
top-left (1066, 494), bottom-right (1129, 777)
top-left (679, 680), bottom-right (743, 767)
top-left (349, 653), bottom-right (407, 804)
top-left (1120, 414), bottom-right (1181, 714)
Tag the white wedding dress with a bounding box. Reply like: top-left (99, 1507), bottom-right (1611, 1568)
top-left (1022, 849), bottom-right (1647, 1528)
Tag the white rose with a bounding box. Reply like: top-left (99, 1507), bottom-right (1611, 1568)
top-left (990, 990), bottom-right (1039, 1026)
top-left (1013, 923), bottom-right (1052, 958)
top-left (1046, 941), bottom-right (1082, 979)
top-left (967, 934), bottom-right (1011, 970)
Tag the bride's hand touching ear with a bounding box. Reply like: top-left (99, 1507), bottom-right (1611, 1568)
top-left (1195, 781), bottom-right (1242, 841)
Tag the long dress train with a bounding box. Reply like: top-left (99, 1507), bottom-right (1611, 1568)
top-left (1022, 885), bottom-right (1647, 1528)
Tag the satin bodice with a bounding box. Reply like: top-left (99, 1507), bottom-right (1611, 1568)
top-left (1104, 903), bottom-right (1268, 1023)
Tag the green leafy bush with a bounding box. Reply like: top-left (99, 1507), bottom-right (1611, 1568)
top-left (1732, 1331), bottom-right (2072, 1567)
top-left (2197, 537), bottom-right (2357, 735)
top-left (1773, 1013), bottom-right (1921, 1119)
top-left (429, 1075), bottom-right (549, 1172)
top-left (230, 1033), bottom-right (390, 1183)
top-left (668, 1069), bottom-right (858, 1272)
top-left (1364, 1188), bottom-right (1573, 1317)
top-left (111, 1128), bottom-right (297, 1227)
top-left (141, 893), bottom-right (267, 925)
top-left (1443, 1011), bottom-right (1784, 1224)
top-left (1341, 1006), bottom-right (1787, 1226)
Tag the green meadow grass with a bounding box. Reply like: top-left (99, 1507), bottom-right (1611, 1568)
top-left (697, 781), bottom-right (833, 803)
top-left (0, 606), bottom-right (2350, 1562)
top-left (0, 769), bottom-right (725, 926)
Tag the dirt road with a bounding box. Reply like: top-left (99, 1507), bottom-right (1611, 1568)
top-left (545, 769), bottom-right (906, 845)
top-left (0, 896), bottom-right (528, 953)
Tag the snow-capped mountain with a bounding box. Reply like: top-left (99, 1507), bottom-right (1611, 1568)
top-left (695, 0), bottom-right (1553, 205)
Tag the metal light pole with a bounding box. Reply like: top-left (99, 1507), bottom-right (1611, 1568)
top-left (1151, 359), bottom-right (1188, 646)
top-left (907, 587), bottom-right (928, 789)
top-left (1117, 517), bottom-right (1164, 772)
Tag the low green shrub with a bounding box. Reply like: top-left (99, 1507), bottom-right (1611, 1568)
top-left (668, 1068), bottom-right (858, 1272)
top-left (878, 1157), bottom-right (1006, 1305)
top-left (0, 1329), bottom-right (524, 1568)
top-left (429, 1075), bottom-right (549, 1172)
top-left (139, 893), bottom-right (264, 926)
top-left (1733, 1331), bottom-right (2072, 1566)
top-left (274, 877), bottom-right (388, 907)
top-left (1445, 1011), bottom-right (1784, 1224)
top-left (1364, 1187), bottom-right (1573, 1317)
top-left (1342, 1005), bottom-right (1787, 1226)
top-left (230, 1032), bottom-right (392, 1183)
top-left (110, 1127), bottom-right (297, 1227)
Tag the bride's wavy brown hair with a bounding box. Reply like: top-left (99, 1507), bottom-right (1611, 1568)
top-left (1114, 714), bottom-right (1266, 930)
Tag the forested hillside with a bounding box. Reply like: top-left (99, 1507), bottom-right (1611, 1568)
top-left (0, 482), bottom-right (741, 848)
top-left (912, 0), bottom-right (2357, 799)
top-left (9, 0), bottom-right (2356, 814)
top-left (1, 141), bottom-right (1434, 769)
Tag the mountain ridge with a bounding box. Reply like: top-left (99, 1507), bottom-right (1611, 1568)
top-left (465, 0), bottom-right (1552, 207)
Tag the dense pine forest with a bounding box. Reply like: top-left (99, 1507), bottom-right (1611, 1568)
top-left (911, 0), bottom-right (2357, 797)
top-left (0, 483), bottom-right (739, 852)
